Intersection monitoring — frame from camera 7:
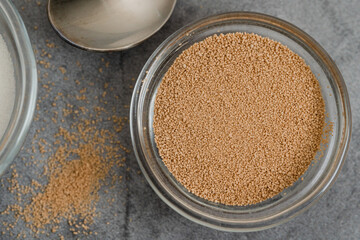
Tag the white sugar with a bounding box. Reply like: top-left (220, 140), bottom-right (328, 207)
top-left (0, 35), bottom-right (15, 139)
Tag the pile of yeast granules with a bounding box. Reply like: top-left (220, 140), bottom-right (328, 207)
top-left (0, 103), bottom-right (129, 238)
top-left (153, 33), bottom-right (326, 206)
top-left (0, 40), bottom-right (130, 238)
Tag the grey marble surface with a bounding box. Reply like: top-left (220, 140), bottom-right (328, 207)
top-left (0, 0), bottom-right (359, 239)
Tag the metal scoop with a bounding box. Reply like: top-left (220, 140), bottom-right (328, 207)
top-left (47, 0), bottom-right (176, 51)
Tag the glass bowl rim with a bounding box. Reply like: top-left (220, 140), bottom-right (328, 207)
top-left (130, 11), bottom-right (352, 232)
top-left (0, 1), bottom-right (37, 176)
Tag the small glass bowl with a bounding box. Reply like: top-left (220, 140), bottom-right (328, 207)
top-left (130, 12), bottom-right (351, 231)
top-left (0, 1), bottom-right (37, 176)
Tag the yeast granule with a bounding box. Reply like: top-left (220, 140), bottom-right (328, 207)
top-left (153, 33), bottom-right (325, 206)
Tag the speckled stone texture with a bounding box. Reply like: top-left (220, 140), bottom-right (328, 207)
top-left (0, 0), bottom-right (359, 239)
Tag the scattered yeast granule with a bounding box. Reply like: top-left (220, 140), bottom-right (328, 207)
top-left (153, 33), bottom-right (326, 206)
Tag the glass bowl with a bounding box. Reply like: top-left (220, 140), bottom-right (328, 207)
top-left (130, 12), bottom-right (351, 231)
top-left (0, 1), bottom-right (37, 176)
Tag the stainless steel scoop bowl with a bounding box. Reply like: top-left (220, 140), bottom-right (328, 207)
top-left (48, 0), bottom-right (177, 51)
